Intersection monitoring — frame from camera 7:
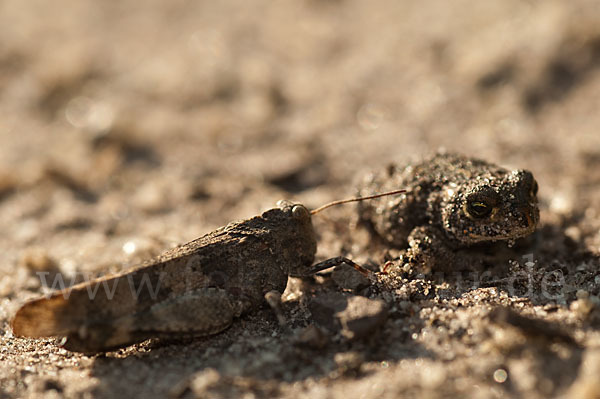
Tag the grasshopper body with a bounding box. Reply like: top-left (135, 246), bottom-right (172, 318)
top-left (12, 201), bottom-right (316, 353)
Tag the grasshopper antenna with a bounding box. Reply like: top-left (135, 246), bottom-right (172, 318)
top-left (310, 189), bottom-right (406, 215)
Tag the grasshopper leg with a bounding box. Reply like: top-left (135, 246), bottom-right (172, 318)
top-left (309, 256), bottom-right (372, 277)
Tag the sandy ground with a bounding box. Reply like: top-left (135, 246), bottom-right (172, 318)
top-left (2, 0), bottom-right (600, 398)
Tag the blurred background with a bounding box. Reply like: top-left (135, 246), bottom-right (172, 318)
top-left (2, 0), bottom-right (600, 397)
top-left (3, 0), bottom-right (600, 308)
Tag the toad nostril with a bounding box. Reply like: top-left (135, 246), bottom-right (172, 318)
top-left (524, 213), bottom-right (533, 228)
top-left (515, 208), bottom-right (533, 229)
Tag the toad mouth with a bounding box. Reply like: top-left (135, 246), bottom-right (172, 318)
top-left (466, 223), bottom-right (537, 242)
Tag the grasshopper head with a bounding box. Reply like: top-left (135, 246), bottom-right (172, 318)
top-left (262, 200), bottom-right (317, 277)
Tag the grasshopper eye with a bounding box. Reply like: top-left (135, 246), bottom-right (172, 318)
top-left (292, 205), bottom-right (310, 220)
top-left (466, 200), bottom-right (492, 218)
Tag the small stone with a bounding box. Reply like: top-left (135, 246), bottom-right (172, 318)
top-left (577, 290), bottom-right (590, 300)
top-left (567, 349), bottom-right (600, 399)
top-left (571, 298), bottom-right (595, 318)
top-left (0, 276), bottom-right (14, 297)
top-left (309, 292), bottom-right (347, 332)
top-left (420, 362), bottom-right (448, 388)
top-left (332, 263), bottom-right (370, 292)
top-left (190, 368), bottom-right (221, 395)
top-left (20, 248), bottom-right (59, 272)
top-left (309, 292), bottom-right (388, 340)
top-left (133, 182), bottom-right (170, 214)
top-left (334, 351), bottom-right (364, 375)
top-left (294, 325), bottom-right (329, 349)
top-left (169, 368), bottom-right (221, 398)
top-left (338, 295), bottom-right (388, 340)
top-left (0, 170), bottom-right (17, 200)
top-left (565, 226), bottom-right (582, 243)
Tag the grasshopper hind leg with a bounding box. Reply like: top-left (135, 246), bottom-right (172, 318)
top-left (63, 287), bottom-right (246, 353)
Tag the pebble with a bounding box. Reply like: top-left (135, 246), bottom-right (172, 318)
top-left (169, 368), bottom-right (221, 398)
top-left (331, 263), bottom-right (370, 292)
top-left (294, 325), bottom-right (329, 349)
top-left (19, 248), bottom-right (59, 272)
top-left (567, 349), bottom-right (600, 399)
top-left (571, 298), bottom-right (595, 318)
top-left (309, 292), bottom-right (388, 340)
top-left (133, 182), bottom-right (170, 214)
top-left (334, 351), bottom-right (364, 375)
top-left (190, 368), bottom-right (221, 395)
top-left (0, 170), bottom-right (17, 199)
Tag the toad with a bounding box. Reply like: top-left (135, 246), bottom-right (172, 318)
top-left (357, 153), bottom-right (539, 272)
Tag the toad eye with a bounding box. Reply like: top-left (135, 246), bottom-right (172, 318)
top-left (530, 180), bottom-right (538, 197)
top-left (466, 200), bottom-right (493, 218)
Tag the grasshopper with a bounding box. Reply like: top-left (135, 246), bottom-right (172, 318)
top-left (11, 191), bottom-right (403, 353)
